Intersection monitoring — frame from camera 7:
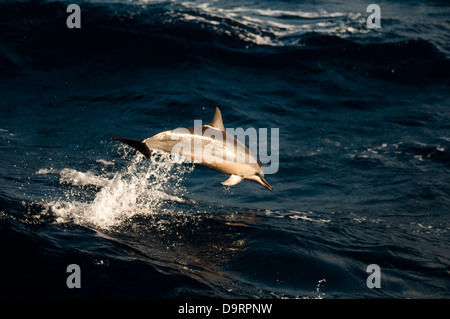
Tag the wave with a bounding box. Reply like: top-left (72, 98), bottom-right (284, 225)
top-left (1, 0), bottom-right (448, 83)
top-left (175, 1), bottom-right (368, 45)
top-left (398, 140), bottom-right (450, 167)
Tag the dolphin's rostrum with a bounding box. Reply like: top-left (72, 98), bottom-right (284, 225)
top-left (112, 107), bottom-right (273, 191)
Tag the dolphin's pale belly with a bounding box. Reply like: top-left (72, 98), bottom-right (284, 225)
top-left (203, 161), bottom-right (260, 176)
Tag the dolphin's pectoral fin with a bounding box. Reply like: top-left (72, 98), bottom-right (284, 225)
top-left (112, 137), bottom-right (152, 159)
top-left (221, 174), bottom-right (244, 186)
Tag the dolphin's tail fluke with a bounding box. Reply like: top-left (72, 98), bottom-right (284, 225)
top-left (112, 137), bottom-right (151, 159)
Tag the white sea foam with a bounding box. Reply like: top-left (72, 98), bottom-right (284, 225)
top-left (96, 159), bottom-right (115, 166)
top-left (264, 209), bottom-right (331, 223)
top-left (36, 167), bottom-right (110, 187)
top-left (288, 210), bottom-right (331, 223)
top-left (177, 1), bottom-right (369, 46)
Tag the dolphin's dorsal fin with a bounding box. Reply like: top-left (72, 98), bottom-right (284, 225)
top-left (207, 107), bottom-right (226, 131)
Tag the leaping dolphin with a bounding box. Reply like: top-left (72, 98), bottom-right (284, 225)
top-left (112, 107), bottom-right (273, 191)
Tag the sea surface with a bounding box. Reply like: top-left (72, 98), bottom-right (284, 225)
top-left (0, 0), bottom-right (449, 298)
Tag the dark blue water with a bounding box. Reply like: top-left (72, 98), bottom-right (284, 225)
top-left (1, 0), bottom-right (449, 298)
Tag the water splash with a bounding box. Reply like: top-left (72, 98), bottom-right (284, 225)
top-left (38, 153), bottom-right (193, 229)
top-left (315, 279), bottom-right (326, 299)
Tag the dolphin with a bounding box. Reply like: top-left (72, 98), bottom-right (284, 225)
top-left (112, 107), bottom-right (273, 191)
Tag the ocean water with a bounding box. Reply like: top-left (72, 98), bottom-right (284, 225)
top-left (0, 0), bottom-right (449, 298)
